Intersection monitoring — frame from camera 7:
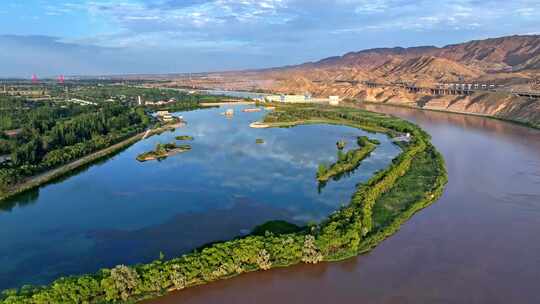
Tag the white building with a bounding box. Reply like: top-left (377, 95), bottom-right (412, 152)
top-left (156, 110), bottom-right (174, 122)
top-left (264, 94), bottom-right (309, 103)
top-left (67, 98), bottom-right (97, 106)
top-left (264, 95), bottom-right (282, 103)
top-left (329, 96), bottom-right (340, 105)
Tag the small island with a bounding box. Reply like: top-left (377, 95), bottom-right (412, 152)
top-left (136, 142), bottom-right (192, 162)
top-left (317, 136), bottom-right (379, 182)
top-left (175, 135), bottom-right (194, 141)
top-left (256, 138), bottom-right (265, 144)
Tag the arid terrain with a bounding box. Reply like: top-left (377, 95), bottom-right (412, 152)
top-left (163, 35), bottom-right (540, 127)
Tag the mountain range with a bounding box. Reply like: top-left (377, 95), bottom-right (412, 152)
top-left (265, 34), bottom-right (540, 88)
top-left (165, 34), bottom-right (540, 127)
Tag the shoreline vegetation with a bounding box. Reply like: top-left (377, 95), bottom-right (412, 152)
top-left (317, 136), bottom-right (379, 183)
top-left (0, 121), bottom-right (183, 203)
top-left (1, 103), bottom-right (448, 304)
top-left (136, 142), bottom-right (192, 162)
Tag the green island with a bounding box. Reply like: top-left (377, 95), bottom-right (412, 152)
top-left (255, 138), bottom-right (265, 144)
top-left (136, 143), bottom-right (192, 162)
top-left (317, 136), bottom-right (379, 183)
top-left (175, 135), bottom-right (194, 141)
top-left (0, 103), bottom-right (447, 304)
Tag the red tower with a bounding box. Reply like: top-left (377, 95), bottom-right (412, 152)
top-left (57, 75), bottom-right (65, 85)
top-left (31, 74), bottom-right (39, 84)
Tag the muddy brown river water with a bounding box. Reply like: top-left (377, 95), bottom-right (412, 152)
top-left (148, 104), bottom-right (540, 304)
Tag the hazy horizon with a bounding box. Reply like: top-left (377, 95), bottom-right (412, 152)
top-left (1, 0), bottom-right (539, 78)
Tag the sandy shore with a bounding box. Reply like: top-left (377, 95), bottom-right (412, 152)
top-left (249, 122), bottom-right (270, 128)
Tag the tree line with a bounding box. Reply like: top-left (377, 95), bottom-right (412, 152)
top-left (0, 98), bottom-right (150, 193)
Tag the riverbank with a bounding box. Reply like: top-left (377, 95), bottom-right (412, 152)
top-left (355, 99), bottom-right (540, 130)
top-left (0, 122), bottom-right (183, 203)
top-left (1, 104), bottom-right (447, 304)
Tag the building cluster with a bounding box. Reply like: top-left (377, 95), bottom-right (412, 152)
top-left (329, 96), bottom-right (340, 105)
top-left (262, 94), bottom-right (340, 105)
top-left (141, 97), bottom-right (178, 106)
top-left (1, 86), bottom-right (49, 98)
top-left (393, 133), bottom-right (412, 143)
top-left (67, 98), bottom-right (97, 106)
top-left (264, 94), bottom-right (310, 103)
top-left (155, 110), bottom-right (175, 122)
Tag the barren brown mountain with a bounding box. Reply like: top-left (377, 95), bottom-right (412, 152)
top-left (167, 35), bottom-right (540, 128)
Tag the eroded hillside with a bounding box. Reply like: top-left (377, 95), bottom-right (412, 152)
top-left (165, 35), bottom-right (540, 127)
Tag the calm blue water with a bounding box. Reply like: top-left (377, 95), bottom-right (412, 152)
top-left (0, 105), bottom-right (400, 289)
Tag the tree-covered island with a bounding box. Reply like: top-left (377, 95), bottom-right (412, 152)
top-left (317, 136), bottom-right (379, 183)
top-left (175, 135), bottom-right (194, 141)
top-left (136, 143), bottom-right (192, 162)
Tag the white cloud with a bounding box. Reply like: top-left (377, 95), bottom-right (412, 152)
top-left (516, 7), bottom-right (536, 17)
top-left (2, 0), bottom-right (540, 76)
top-left (353, 0), bottom-right (390, 13)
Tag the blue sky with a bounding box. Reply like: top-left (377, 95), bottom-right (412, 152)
top-left (1, 0), bottom-right (539, 77)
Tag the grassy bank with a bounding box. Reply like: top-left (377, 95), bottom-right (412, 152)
top-left (1, 103), bottom-right (447, 304)
top-left (358, 100), bottom-right (540, 130)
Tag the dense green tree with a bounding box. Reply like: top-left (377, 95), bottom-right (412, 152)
top-left (101, 265), bottom-right (141, 302)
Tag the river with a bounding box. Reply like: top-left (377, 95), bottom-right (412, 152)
top-left (147, 104), bottom-right (540, 304)
top-left (0, 105), bottom-right (400, 290)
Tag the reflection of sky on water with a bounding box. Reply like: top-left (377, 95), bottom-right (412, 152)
top-left (0, 105), bottom-right (400, 289)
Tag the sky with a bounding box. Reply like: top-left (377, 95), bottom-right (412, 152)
top-left (0, 0), bottom-right (539, 77)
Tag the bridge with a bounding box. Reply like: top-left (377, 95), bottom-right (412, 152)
top-left (361, 81), bottom-right (540, 99)
top-left (514, 91), bottom-right (540, 99)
